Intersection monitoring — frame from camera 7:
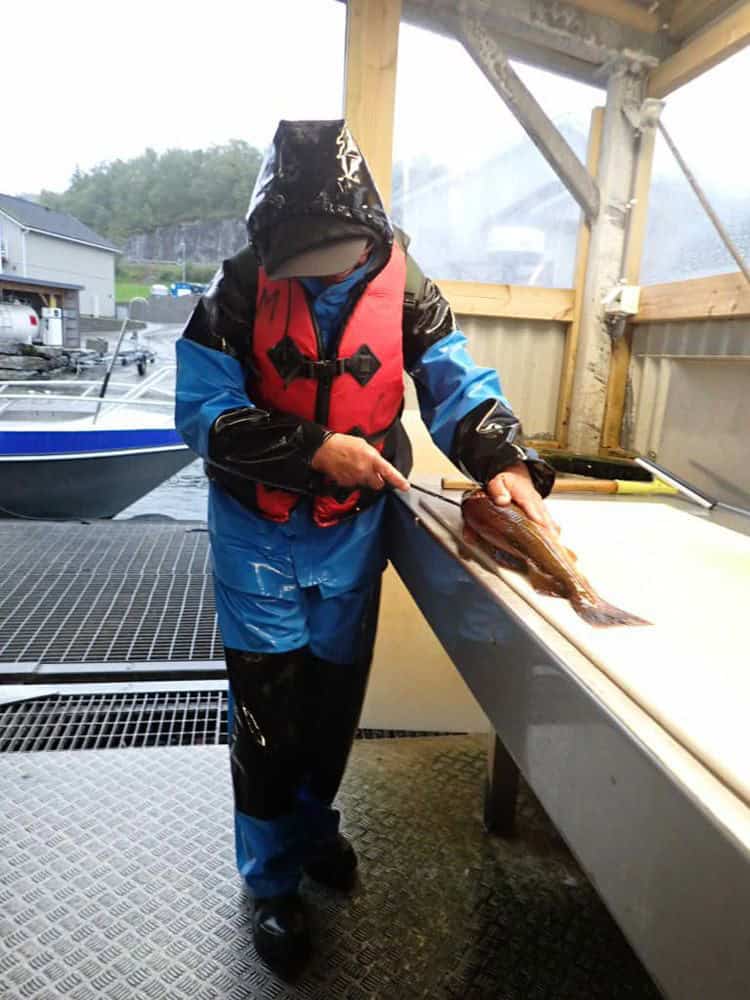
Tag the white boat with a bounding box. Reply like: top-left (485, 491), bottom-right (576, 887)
top-left (0, 366), bottom-right (193, 519)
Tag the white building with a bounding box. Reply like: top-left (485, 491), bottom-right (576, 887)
top-left (0, 194), bottom-right (120, 318)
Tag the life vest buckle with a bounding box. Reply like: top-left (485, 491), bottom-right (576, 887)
top-left (302, 358), bottom-right (347, 385)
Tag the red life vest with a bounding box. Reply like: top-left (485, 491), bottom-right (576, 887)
top-left (250, 243), bottom-right (406, 527)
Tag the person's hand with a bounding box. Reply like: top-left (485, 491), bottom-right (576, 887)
top-left (486, 462), bottom-right (560, 538)
top-left (311, 433), bottom-right (409, 492)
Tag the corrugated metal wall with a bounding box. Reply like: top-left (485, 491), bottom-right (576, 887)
top-left (404, 313), bottom-right (567, 440)
top-left (627, 318), bottom-right (750, 507)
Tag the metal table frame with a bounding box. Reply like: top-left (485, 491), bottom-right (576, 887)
top-left (388, 487), bottom-right (750, 1000)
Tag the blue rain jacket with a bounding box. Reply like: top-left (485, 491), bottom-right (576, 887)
top-left (175, 268), bottom-right (509, 652)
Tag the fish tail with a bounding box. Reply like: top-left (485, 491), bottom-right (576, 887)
top-left (574, 598), bottom-right (651, 628)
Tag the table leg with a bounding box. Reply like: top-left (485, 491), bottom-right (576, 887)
top-left (483, 730), bottom-right (519, 835)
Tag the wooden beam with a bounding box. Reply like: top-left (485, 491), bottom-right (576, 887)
top-left (648, 3), bottom-right (750, 96)
top-left (459, 15), bottom-right (600, 222)
top-left (622, 106), bottom-right (664, 288)
top-left (0, 278), bottom-right (66, 296)
top-left (633, 272), bottom-right (750, 323)
top-left (344, 0), bottom-right (402, 210)
top-left (669, 0), bottom-right (736, 40)
top-left (567, 69), bottom-right (647, 454)
top-left (556, 106), bottom-right (604, 448)
top-left (601, 98), bottom-right (662, 450)
top-left (438, 280), bottom-right (574, 322)
top-left (566, 0), bottom-right (661, 34)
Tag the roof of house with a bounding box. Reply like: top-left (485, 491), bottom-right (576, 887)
top-left (0, 194), bottom-right (120, 253)
top-left (0, 273), bottom-right (84, 291)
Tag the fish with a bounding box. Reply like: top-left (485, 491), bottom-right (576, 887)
top-left (461, 488), bottom-right (650, 628)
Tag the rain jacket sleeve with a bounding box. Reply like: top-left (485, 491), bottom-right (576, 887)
top-left (402, 256), bottom-right (555, 498)
top-left (174, 250), bottom-right (329, 494)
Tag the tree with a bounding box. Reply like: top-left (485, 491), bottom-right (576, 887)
top-left (39, 141), bottom-right (263, 241)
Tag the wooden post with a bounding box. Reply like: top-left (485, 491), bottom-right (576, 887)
top-left (344, 0), bottom-right (402, 210)
top-left (601, 98), bottom-right (663, 451)
top-left (567, 67), bottom-right (648, 455)
top-left (555, 106), bottom-right (604, 448)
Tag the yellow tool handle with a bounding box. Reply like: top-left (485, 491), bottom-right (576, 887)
top-left (440, 476), bottom-right (678, 496)
top-left (441, 478), bottom-right (478, 491)
top-left (612, 479), bottom-right (678, 496)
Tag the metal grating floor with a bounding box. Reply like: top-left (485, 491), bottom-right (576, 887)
top-left (0, 737), bottom-right (660, 999)
top-left (0, 691), bottom-right (460, 753)
top-left (0, 521), bottom-right (222, 664)
top-left (0, 691), bottom-right (229, 752)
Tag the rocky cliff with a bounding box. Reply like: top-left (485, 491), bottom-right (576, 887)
top-left (123, 218), bottom-right (247, 265)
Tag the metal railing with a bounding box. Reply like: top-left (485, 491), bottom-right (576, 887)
top-left (0, 367), bottom-right (177, 418)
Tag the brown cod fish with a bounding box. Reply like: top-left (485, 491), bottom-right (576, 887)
top-left (461, 488), bottom-right (650, 627)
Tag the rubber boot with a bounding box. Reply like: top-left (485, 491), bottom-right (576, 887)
top-left (225, 646), bottom-right (310, 820)
top-left (302, 580), bottom-right (382, 888)
top-left (225, 647), bottom-right (313, 975)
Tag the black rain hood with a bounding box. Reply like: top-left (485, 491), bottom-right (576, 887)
top-left (246, 119), bottom-right (393, 277)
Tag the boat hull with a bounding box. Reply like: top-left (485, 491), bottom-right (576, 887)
top-left (0, 445), bottom-right (196, 519)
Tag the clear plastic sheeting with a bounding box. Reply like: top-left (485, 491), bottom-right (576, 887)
top-left (641, 49), bottom-right (750, 285)
top-left (392, 23), bottom-right (603, 287)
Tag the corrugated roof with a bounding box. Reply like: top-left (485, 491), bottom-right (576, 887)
top-left (0, 194), bottom-right (120, 253)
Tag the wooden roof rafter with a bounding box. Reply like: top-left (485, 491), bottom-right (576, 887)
top-left (648, 1), bottom-right (750, 96)
top-left (667, 0), bottom-right (741, 40)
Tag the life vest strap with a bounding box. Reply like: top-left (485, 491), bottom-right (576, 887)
top-left (268, 335), bottom-right (382, 388)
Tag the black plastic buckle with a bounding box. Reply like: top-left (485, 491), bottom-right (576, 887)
top-left (302, 358), bottom-right (346, 384)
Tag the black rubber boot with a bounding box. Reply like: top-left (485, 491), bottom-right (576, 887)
top-left (300, 579), bottom-right (382, 892)
top-left (225, 646), bottom-right (310, 819)
top-left (253, 893), bottom-right (311, 977)
top-left (303, 579), bottom-right (382, 806)
top-left (304, 832), bottom-right (358, 891)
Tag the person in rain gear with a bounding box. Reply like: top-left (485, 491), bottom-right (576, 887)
top-left (175, 119), bottom-right (557, 975)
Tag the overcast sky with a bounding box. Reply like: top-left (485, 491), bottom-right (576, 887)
top-left (2, 0), bottom-right (748, 197)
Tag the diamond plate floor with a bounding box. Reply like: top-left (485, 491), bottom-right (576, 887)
top-left (0, 737), bottom-right (660, 999)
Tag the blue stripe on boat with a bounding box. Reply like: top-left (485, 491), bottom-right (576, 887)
top-left (0, 428), bottom-right (185, 457)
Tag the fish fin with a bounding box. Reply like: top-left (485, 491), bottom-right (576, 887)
top-left (459, 526), bottom-right (480, 562)
top-left (461, 525), bottom-right (480, 546)
top-left (565, 547), bottom-right (578, 562)
top-left (574, 600), bottom-right (651, 628)
top-left (526, 563), bottom-right (568, 598)
top-left (492, 549), bottom-right (527, 573)
top-left (463, 527), bottom-right (526, 572)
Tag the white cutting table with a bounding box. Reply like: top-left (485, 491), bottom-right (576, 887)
top-left (388, 485), bottom-right (750, 1000)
